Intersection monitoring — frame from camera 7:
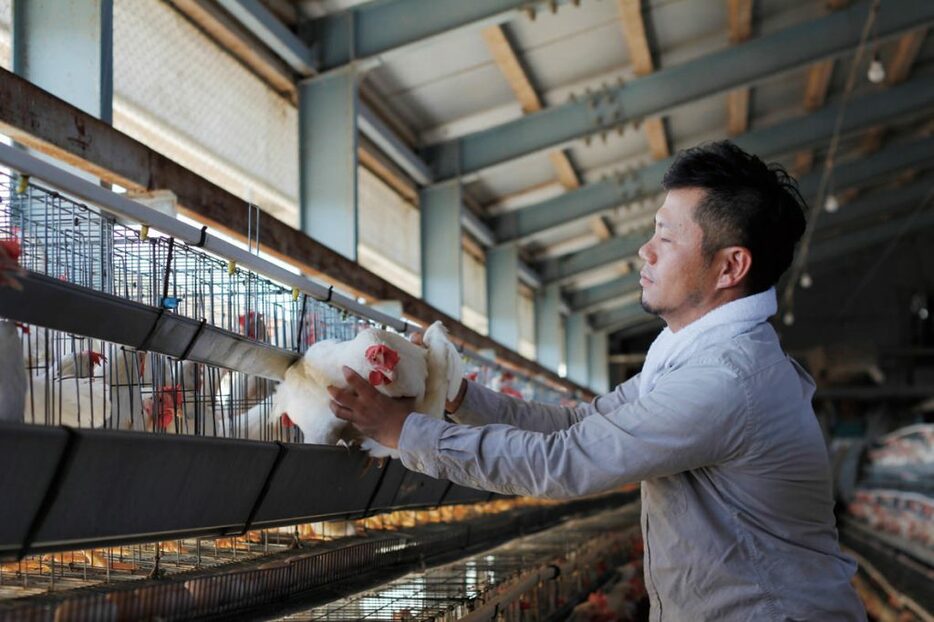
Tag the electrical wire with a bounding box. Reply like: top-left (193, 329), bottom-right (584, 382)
top-left (832, 185), bottom-right (934, 322)
top-left (782, 0), bottom-right (882, 315)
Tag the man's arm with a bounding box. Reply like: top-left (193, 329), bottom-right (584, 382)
top-left (397, 365), bottom-right (745, 499)
top-left (449, 373), bottom-right (643, 433)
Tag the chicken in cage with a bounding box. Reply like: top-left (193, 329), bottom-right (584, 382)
top-left (1, 170), bottom-right (574, 450)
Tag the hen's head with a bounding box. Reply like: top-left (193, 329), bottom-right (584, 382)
top-left (238, 311), bottom-right (265, 340)
top-left (0, 238), bottom-right (24, 289)
top-left (365, 344), bottom-right (400, 386)
top-left (87, 350), bottom-right (106, 368)
top-left (144, 385), bottom-right (184, 429)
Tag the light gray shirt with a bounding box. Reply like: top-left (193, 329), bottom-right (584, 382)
top-left (398, 322), bottom-right (865, 621)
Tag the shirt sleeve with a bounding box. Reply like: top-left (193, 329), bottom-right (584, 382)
top-left (397, 364), bottom-right (746, 499)
top-left (451, 373), bottom-right (643, 433)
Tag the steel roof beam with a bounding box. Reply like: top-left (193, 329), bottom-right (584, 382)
top-left (303, 0), bottom-right (576, 73)
top-left (537, 233), bottom-right (647, 285)
top-left (217, 0), bottom-right (316, 75)
top-left (555, 136), bottom-right (933, 302)
top-left (591, 304), bottom-right (652, 333)
top-left (568, 272), bottom-right (642, 313)
top-left (424, 0), bottom-right (934, 182)
top-left (491, 75), bottom-right (934, 243)
top-left (798, 135), bottom-right (934, 197)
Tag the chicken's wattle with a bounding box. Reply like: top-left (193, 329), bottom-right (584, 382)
top-left (368, 370), bottom-right (393, 386)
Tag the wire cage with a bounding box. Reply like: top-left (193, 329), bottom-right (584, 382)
top-left (1, 169), bottom-right (577, 442)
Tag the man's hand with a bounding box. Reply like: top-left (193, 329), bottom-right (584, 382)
top-left (409, 330), bottom-right (468, 414)
top-left (328, 366), bottom-right (416, 449)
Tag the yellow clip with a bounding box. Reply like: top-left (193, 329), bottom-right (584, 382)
top-left (16, 175), bottom-right (30, 194)
top-left (139, 225), bottom-right (149, 241)
top-left (292, 287), bottom-right (300, 301)
top-left (227, 260), bottom-right (236, 275)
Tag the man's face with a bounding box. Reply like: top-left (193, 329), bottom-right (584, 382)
top-left (638, 188), bottom-right (721, 331)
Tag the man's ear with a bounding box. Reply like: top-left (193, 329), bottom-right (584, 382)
top-left (715, 246), bottom-right (752, 290)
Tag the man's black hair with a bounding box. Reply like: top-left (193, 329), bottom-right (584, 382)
top-left (661, 140), bottom-right (808, 294)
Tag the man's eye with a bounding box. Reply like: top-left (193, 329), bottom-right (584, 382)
top-left (659, 238), bottom-right (671, 243)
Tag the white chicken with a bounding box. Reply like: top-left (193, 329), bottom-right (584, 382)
top-left (215, 312), bottom-right (273, 418)
top-left (25, 347), bottom-right (147, 429)
top-left (0, 238), bottom-right (27, 423)
top-left (50, 349), bottom-right (106, 378)
top-left (239, 321), bottom-right (464, 456)
top-left (0, 320), bottom-right (26, 423)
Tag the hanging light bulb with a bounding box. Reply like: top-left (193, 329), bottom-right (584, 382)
top-left (824, 194), bottom-right (840, 213)
top-left (799, 273), bottom-right (813, 289)
top-left (782, 311), bottom-right (795, 326)
top-left (920, 308), bottom-right (930, 321)
top-left (867, 55), bottom-right (886, 84)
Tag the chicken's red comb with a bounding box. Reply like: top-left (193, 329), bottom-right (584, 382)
top-left (87, 351), bottom-right (107, 366)
top-left (0, 238), bottom-right (21, 261)
top-left (280, 413), bottom-right (295, 428)
top-left (365, 344), bottom-right (400, 371)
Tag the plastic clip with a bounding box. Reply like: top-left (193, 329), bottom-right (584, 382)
top-left (194, 225), bottom-right (208, 248)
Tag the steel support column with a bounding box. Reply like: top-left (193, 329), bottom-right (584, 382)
top-left (588, 330), bottom-right (609, 394)
top-left (299, 68), bottom-right (359, 259)
top-left (534, 283), bottom-right (563, 373)
top-left (487, 243), bottom-right (520, 349)
top-left (566, 312), bottom-right (589, 387)
top-left (13, 0), bottom-right (112, 122)
top-left (425, 0), bottom-right (934, 181)
top-left (420, 181), bottom-right (463, 319)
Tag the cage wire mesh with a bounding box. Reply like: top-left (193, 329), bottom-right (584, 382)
top-left (280, 507), bottom-right (642, 622)
top-left (1, 169), bottom-right (575, 440)
top-left (0, 497), bottom-right (633, 618)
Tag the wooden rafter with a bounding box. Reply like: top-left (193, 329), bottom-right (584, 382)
top-left (726, 89), bottom-right (750, 136)
top-left (727, 0), bottom-right (753, 43)
top-left (642, 117), bottom-right (670, 159)
top-left (617, 0), bottom-right (670, 159)
top-left (792, 150), bottom-right (815, 177)
top-left (858, 126), bottom-right (886, 156)
top-left (802, 60), bottom-right (835, 111)
top-left (886, 28), bottom-right (927, 85)
top-left (617, 0), bottom-right (654, 76)
top-left (482, 25), bottom-right (542, 113)
top-left (726, 0), bottom-right (753, 136)
top-left (483, 23), bottom-right (613, 239)
top-left (548, 150), bottom-right (580, 189)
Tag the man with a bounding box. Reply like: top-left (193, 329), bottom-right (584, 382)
top-left (329, 142), bottom-right (866, 620)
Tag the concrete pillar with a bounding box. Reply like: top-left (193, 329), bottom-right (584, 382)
top-left (420, 181), bottom-right (462, 319)
top-left (487, 243), bottom-right (520, 349)
top-left (588, 330), bottom-right (609, 394)
top-left (298, 67), bottom-right (359, 259)
top-left (535, 283), bottom-right (562, 372)
top-left (13, 0), bottom-right (113, 122)
top-left (566, 311), bottom-right (589, 386)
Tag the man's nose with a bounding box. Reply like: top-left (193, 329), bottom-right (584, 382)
top-left (638, 240), bottom-right (654, 264)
